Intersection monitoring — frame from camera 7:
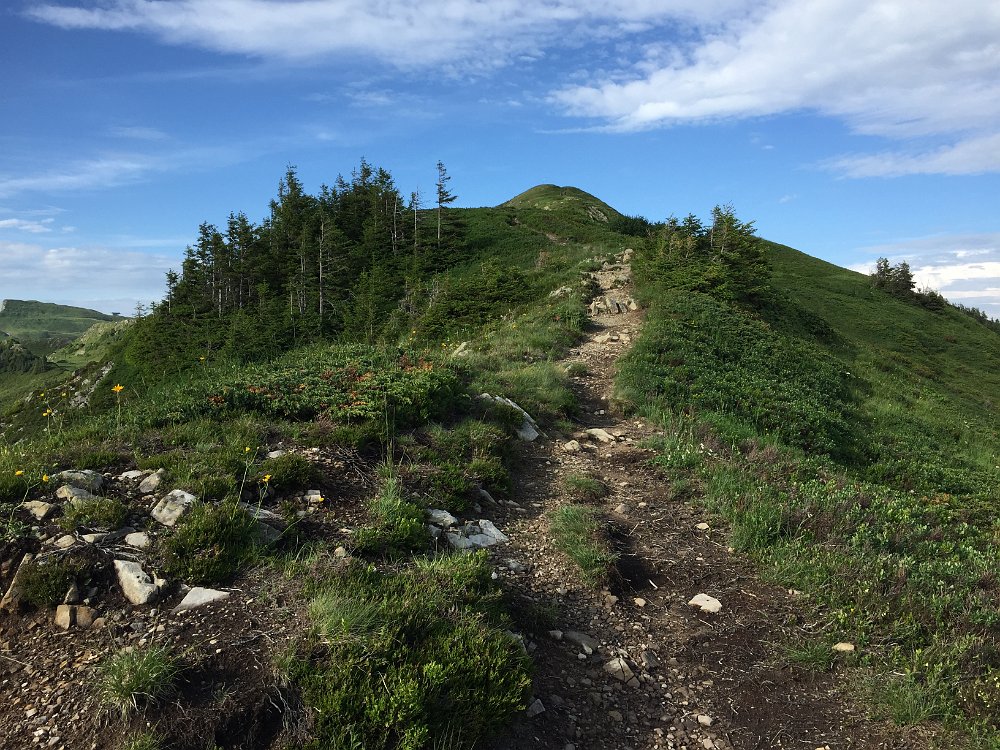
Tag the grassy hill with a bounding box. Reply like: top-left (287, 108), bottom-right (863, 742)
top-left (618, 228), bottom-right (1000, 744)
top-left (2, 174), bottom-right (999, 747)
top-left (501, 183), bottom-right (623, 223)
top-left (0, 299), bottom-right (123, 356)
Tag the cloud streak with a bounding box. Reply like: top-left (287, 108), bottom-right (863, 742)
top-left (27, 0), bottom-right (745, 67)
top-left (554, 0), bottom-right (1000, 176)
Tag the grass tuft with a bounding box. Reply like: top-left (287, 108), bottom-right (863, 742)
top-left (97, 644), bottom-right (180, 716)
top-left (549, 504), bottom-right (618, 586)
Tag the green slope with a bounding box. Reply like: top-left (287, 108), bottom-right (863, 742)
top-left (619, 223), bottom-right (1000, 743)
top-left (501, 184), bottom-right (623, 223)
top-left (0, 299), bottom-right (122, 356)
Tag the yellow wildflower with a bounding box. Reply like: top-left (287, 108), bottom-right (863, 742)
top-left (15, 470), bottom-right (24, 476)
top-left (262, 474), bottom-right (272, 484)
top-left (42, 474), bottom-right (49, 483)
top-left (112, 384), bottom-right (124, 393)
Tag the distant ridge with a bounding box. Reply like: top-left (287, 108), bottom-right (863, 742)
top-left (501, 184), bottom-right (623, 224)
top-left (0, 299), bottom-right (122, 356)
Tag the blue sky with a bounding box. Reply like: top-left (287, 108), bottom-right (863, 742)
top-left (2, 0), bottom-right (999, 316)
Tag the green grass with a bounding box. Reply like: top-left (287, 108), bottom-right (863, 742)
top-left (562, 473), bottom-right (609, 502)
top-left (97, 644), bottom-right (181, 716)
top-left (549, 504), bottom-right (618, 586)
top-left (290, 554), bottom-right (531, 750)
top-left (623, 233), bottom-right (1000, 742)
top-left (161, 500), bottom-right (262, 584)
top-left (59, 496), bottom-right (128, 531)
top-left (353, 473), bottom-right (429, 558)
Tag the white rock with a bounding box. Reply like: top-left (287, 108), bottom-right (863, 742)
top-left (695, 522), bottom-right (711, 531)
top-left (564, 631), bottom-right (599, 654)
top-left (426, 509), bottom-right (459, 528)
top-left (525, 698), bottom-right (546, 718)
top-left (52, 470), bottom-right (103, 493)
top-left (633, 597), bottom-right (647, 607)
top-left (562, 440), bottom-right (582, 453)
top-left (266, 450), bottom-right (285, 459)
top-left (603, 657), bottom-right (635, 683)
top-left (476, 519), bottom-right (509, 543)
top-left (832, 642), bottom-right (856, 653)
top-left (22, 501), bottom-right (55, 521)
top-left (125, 532), bottom-right (151, 549)
top-left (114, 560), bottom-right (159, 605)
top-left (585, 428), bottom-right (615, 444)
top-left (151, 489), bottom-right (196, 526)
top-left (138, 469), bottom-right (165, 494)
top-left (173, 586), bottom-right (230, 613)
top-left (56, 485), bottom-right (97, 503)
top-left (119, 470), bottom-right (146, 481)
top-left (697, 714), bottom-right (714, 727)
top-left (688, 593), bottom-right (723, 614)
top-left (54, 534), bottom-right (77, 549)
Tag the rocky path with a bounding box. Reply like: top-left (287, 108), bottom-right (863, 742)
top-left (488, 253), bottom-right (922, 750)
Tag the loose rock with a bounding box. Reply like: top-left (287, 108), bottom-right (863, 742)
top-left (688, 593), bottom-right (723, 614)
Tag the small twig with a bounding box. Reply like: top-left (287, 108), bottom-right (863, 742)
top-left (0, 652), bottom-right (30, 668)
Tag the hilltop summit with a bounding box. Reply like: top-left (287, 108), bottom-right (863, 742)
top-left (501, 184), bottom-right (623, 224)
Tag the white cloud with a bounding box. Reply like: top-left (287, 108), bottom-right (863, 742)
top-left (0, 240), bottom-right (179, 314)
top-left (827, 133), bottom-right (1000, 178)
top-left (109, 125), bottom-right (170, 140)
top-left (0, 142), bottom-right (270, 199)
top-left (554, 0), bottom-right (1000, 176)
top-left (0, 217), bottom-right (54, 233)
top-left (853, 231), bottom-right (1000, 316)
top-left (27, 0), bottom-right (746, 67)
top-left (0, 155), bottom-right (161, 197)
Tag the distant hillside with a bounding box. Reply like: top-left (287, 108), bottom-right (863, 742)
top-left (0, 337), bottom-right (51, 375)
top-left (501, 184), bottom-right (623, 224)
top-left (0, 299), bottom-right (123, 356)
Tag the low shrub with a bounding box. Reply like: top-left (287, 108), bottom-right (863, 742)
top-left (292, 554), bottom-right (530, 750)
top-left (59, 497), bottom-right (127, 531)
top-left (161, 501), bottom-right (260, 584)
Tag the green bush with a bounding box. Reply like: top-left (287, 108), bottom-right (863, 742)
top-left (258, 452), bottom-right (316, 491)
top-left (618, 292), bottom-right (859, 458)
top-left (292, 554), bottom-right (530, 750)
top-left (18, 556), bottom-right (89, 608)
top-left (562, 473), bottom-right (608, 502)
top-left (353, 475), bottom-right (429, 558)
top-left (161, 501), bottom-right (260, 584)
top-left (59, 497), bottom-right (127, 531)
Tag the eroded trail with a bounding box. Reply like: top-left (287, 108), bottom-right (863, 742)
top-left (488, 252), bottom-right (918, 750)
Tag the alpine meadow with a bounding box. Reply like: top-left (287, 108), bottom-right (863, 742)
top-left (2, 164), bottom-right (999, 750)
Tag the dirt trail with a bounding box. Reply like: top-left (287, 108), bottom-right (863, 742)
top-left (488, 252), bottom-right (922, 750)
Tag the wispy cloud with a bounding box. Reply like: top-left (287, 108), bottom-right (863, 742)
top-left (852, 231), bottom-right (1000, 315)
top-left (0, 139), bottom-right (286, 199)
top-left (0, 217), bottom-right (55, 233)
top-left (0, 155), bottom-right (161, 197)
top-left (825, 133), bottom-right (1000, 178)
top-left (26, 0), bottom-right (746, 67)
top-left (554, 0), bottom-right (1000, 176)
top-left (109, 125), bottom-right (170, 141)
